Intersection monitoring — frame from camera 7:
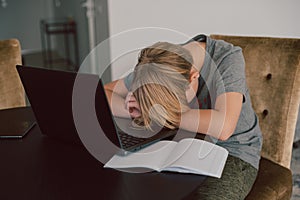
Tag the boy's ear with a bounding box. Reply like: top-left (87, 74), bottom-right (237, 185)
top-left (189, 70), bottom-right (200, 82)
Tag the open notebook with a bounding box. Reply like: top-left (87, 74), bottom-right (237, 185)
top-left (104, 138), bottom-right (228, 178)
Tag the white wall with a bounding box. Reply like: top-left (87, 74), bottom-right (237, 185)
top-left (107, 0), bottom-right (300, 80)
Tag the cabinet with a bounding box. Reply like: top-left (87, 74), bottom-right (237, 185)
top-left (40, 18), bottom-right (79, 71)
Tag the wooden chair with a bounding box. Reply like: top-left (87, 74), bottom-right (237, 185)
top-left (210, 35), bottom-right (300, 199)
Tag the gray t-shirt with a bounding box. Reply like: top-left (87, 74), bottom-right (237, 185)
top-left (124, 35), bottom-right (262, 169)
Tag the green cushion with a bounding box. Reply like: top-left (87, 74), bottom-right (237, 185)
top-left (210, 35), bottom-right (300, 168)
top-left (0, 39), bottom-right (25, 110)
top-left (245, 157), bottom-right (292, 200)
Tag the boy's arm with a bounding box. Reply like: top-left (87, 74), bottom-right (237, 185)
top-left (104, 79), bottom-right (131, 118)
top-left (180, 92), bottom-right (243, 141)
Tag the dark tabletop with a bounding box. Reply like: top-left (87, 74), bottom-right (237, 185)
top-left (0, 107), bottom-right (205, 200)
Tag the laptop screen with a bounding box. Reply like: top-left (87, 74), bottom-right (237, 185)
top-left (16, 65), bottom-right (121, 148)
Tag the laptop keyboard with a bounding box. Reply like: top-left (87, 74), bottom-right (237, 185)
top-left (119, 132), bottom-right (147, 149)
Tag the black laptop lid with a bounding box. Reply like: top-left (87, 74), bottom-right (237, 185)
top-left (16, 65), bottom-right (120, 149)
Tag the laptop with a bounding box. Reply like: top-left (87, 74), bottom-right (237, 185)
top-left (16, 65), bottom-right (177, 155)
top-left (0, 107), bottom-right (36, 138)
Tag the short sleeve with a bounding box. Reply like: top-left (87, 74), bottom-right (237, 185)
top-left (123, 72), bottom-right (134, 90)
top-left (214, 48), bottom-right (247, 99)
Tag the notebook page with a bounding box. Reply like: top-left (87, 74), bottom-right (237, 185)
top-left (104, 140), bottom-right (177, 171)
top-left (163, 139), bottom-right (228, 178)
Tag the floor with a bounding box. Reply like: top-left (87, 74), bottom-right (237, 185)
top-left (23, 52), bottom-right (300, 200)
top-left (292, 110), bottom-right (300, 200)
top-left (22, 51), bottom-right (77, 72)
top-left (292, 140), bottom-right (300, 200)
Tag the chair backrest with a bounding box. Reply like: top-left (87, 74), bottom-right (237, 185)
top-left (0, 39), bottom-right (25, 109)
top-left (210, 35), bottom-right (300, 168)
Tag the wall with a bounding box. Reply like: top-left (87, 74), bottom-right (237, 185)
top-left (107, 0), bottom-right (300, 80)
top-left (0, 0), bottom-right (110, 79)
top-left (53, 0), bottom-right (110, 80)
top-left (51, 0), bottom-right (89, 66)
top-left (0, 0), bottom-right (53, 51)
top-left (95, 0), bottom-right (111, 83)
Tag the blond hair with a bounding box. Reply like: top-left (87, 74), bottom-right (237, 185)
top-left (131, 42), bottom-right (193, 130)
